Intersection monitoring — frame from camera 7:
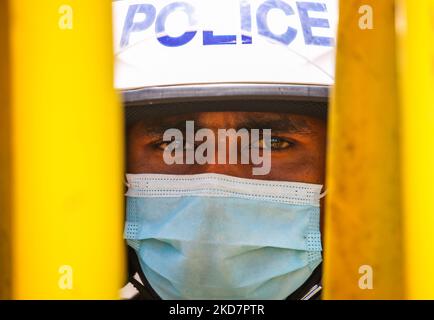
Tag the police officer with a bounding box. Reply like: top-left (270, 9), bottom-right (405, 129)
top-left (114, 0), bottom-right (338, 300)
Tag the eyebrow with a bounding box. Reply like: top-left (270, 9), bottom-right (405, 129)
top-left (137, 120), bottom-right (195, 136)
top-left (240, 117), bottom-right (312, 134)
top-left (137, 114), bottom-right (313, 136)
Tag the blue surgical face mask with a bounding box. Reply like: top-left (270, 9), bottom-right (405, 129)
top-left (124, 173), bottom-right (323, 300)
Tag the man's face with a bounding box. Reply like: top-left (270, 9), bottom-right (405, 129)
top-left (127, 111), bottom-right (326, 180)
top-left (127, 111), bottom-right (327, 229)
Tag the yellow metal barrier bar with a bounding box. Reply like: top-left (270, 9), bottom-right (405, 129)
top-left (323, 0), bottom-right (404, 299)
top-left (0, 0), bottom-right (12, 300)
top-left (10, 1), bottom-right (125, 299)
top-left (397, 0), bottom-right (434, 299)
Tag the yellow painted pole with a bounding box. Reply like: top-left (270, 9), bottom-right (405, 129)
top-left (10, 1), bottom-right (125, 299)
top-left (0, 0), bottom-right (12, 300)
top-left (396, 0), bottom-right (434, 299)
top-left (323, 0), bottom-right (404, 299)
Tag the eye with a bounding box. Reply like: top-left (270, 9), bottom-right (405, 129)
top-left (253, 137), bottom-right (295, 150)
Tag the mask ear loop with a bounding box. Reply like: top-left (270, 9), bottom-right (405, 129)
top-left (124, 173), bottom-right (131, 188)
top-left (124, 181), bottom-right (131, 195)
top-left (319, 189), bottom-right (327, 199)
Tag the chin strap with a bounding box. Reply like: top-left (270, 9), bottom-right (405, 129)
top-left (300, 284), bottom-right (323, 300)
top-left (129, 273), bottom-right (152, 298)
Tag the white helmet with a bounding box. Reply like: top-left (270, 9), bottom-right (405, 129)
top-left (112, 0), bottom-right (338, 121)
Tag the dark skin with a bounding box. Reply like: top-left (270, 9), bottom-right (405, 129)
top-left (127, 111), bottom-right (327, 233)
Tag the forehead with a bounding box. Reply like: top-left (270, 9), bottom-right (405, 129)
top-left (130, 111), bottom-right (325, 134)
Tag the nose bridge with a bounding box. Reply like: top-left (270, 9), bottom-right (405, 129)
top-left (184, 119), bottom-right (254, 176)
top-left (201, 162), bottom-right (243, 176)
top-left (198, 132), bottom-right (250, 176)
